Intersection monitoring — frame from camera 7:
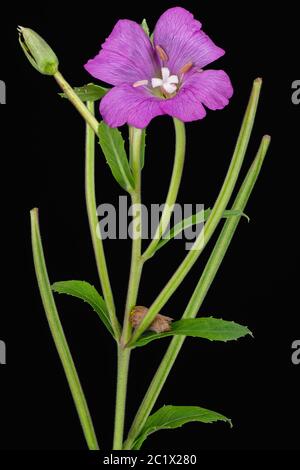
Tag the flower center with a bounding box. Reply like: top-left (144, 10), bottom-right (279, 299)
top-left (132, 67), bottom-right (179, 96)
top-left (132, 67), bottom-right (180, 97)
top-left (151, 67), bottom-right (179, 95)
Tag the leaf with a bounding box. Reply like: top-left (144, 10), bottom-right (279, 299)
top-left (132, 405), bottom-right (231, 449)
top-left (51, 280), bottom-right (114, 337)
top-left (133, 317), bottom-right (252, 347)
top-left (98, 121), bottom-right (135, 192)
top-left (141, 19), bottom-right (150, 37)
top-left (155, 208), bottom-right (249, 252)
top-left (59, 83), bottom-right (109, 101)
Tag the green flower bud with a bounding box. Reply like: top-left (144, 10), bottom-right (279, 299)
top-left (18, 26), bottom-right (59, 75)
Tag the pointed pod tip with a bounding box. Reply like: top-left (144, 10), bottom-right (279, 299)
top-left (262, 135), bottom-right (271, 152)
top-left (30, 207), bottom-right (39, 216)
top-left (254, 77), bottom-right (263, 84)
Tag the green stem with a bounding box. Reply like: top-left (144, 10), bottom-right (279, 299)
top-left (54, 71), bottom-right (99, 134)
top-left (30, 208), bottom-right (99, 450)
top-left (113, 127), bottom-right (143, 449)
top-left (113, 346), bottom-right (131, 450)
top-left (85, 101), bottom-right (121, 340)
top-left (121, 128), bottom-right (144, 345)
top-left (127, 78), bottom-right (262, 347)
top-left (142, 118), bottom-right (186, 261)
top-left (124, 135), bottom-right (271, 449)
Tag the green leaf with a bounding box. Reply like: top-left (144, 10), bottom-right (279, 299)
top-left (133, 317), bottom-right (252, 348)
top-left (59, 83), bottom-right (109, 102)
top-left (98, 121), bottom-right (135, 192)
top-left (132, 405), bottom-right (232, 449)
top-left (141, 19), bottom-right (150, 37)
top-left (51, 280), bottom-right (114, 337)
top-left (155, 208), bottom-right (249, 252)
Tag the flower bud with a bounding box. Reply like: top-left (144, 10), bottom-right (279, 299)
top-left (18, 26), bottom-right (59, 75)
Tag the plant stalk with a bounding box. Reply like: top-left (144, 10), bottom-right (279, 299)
top-left (142, 118), bottom-right (186, 261)
top-left (85, 100), bottom-right (121, 340)
top-left (113, 127), bottom-right (143, 449)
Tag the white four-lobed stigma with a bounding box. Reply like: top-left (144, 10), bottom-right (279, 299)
top-left (152, 67), bottom-right (179, 94)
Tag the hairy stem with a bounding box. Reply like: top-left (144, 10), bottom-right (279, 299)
top-left (113, 128), bottom-right (143, 449)
top-left (142, 119), bottom-right (186, 261)
top-left (113, 346), bottom-right (131, 450)
top-left (85, 100), bottom-right (121, 340)
top-left (121, 128), bottom-right (144, 345)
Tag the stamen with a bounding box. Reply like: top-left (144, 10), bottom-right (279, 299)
top-left (179, 61), bottom-right (193, 75)
top-left (133, 79), bottom-right (149, 88)
top-left (156, 45), bottom-right (169, 62)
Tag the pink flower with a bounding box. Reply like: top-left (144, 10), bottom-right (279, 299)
top-left (84, 7), bottom-right (233, 128)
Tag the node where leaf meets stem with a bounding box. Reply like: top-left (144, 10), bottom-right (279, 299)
top-left (54, 71), bottom-right (99, 134)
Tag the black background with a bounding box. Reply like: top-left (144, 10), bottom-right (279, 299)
top-left (0, 0), bottom-right (299, 452)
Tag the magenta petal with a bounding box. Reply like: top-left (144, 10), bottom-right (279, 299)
top-left (161, 69), bottom-right (233, 122)
top-left (184, 69), bottom-right (234, 110)
top-left (84, 20), bottom-right (157, 86)
top-left (100, 85), bottom-right (164, 128)
top-left (153, 7), bottom-right (225, 73)
top-left (161, 88), bottom-right (206, 122)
